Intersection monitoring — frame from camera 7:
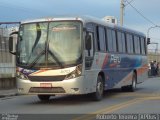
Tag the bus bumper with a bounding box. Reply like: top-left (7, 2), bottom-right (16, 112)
top-left (17, 76), bottom-right (87, 95)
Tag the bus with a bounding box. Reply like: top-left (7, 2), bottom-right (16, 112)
top-left (9, 15), bottom-right (148, 101)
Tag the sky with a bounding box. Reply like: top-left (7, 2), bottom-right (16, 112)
top-left (0, 0), bottom-right (160, 50)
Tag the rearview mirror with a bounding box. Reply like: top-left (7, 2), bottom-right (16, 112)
top-left (9, 32), bottom-right (18, 55)
top-left (9, 36), bottom-right (16, 55)
top-left (9, 36), bottom-right (13, 52)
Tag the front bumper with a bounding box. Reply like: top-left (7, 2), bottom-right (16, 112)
top-left (17, 76), bottom-right (87, 95)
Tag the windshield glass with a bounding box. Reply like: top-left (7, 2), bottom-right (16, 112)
top-left (48, 22), bottom-right (82, 65)
top-left (17, 21), bottom-right (82, 68)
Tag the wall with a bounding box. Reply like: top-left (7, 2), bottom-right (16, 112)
top-left (0, 27), bottom-right (16, 89)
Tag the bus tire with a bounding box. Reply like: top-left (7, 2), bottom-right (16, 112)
top-left (128, 72), bottom-right (137, 92)
top-left (38, 95), bottom-right (50, 101)
top-left (92, 75), bottom-right (104, 101)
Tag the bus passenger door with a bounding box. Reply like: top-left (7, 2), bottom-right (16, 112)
top-left (84, 31), bottom-right (95, 93)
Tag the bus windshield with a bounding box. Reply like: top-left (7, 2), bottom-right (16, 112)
top-left (17, 21), bottom-right (82, 68)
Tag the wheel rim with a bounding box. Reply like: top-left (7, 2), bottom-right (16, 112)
top-left (97, 80), bottom-right (103, 96)
top-left (132, 76), bottom-right (136, 89)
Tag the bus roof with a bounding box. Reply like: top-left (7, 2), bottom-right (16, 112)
top-left (21, 15), bottom-right (145, 37)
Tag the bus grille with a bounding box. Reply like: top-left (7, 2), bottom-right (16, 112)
top-left (29, 87), bottom-right (65, 93)
top-left (28, 75), bottom-right (66, 82)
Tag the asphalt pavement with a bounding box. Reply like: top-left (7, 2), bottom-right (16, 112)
top-left (0, 77), bottom-right (160, 120)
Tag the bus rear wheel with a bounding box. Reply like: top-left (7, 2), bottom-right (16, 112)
top-left (38, 95), bottom-right (51, 101)
top-left (122, 72), bottom-right (137, 92)
top-left (128, 72), bottom-right (137, 92)
top-left (92, 75), bottom-right (104, 101)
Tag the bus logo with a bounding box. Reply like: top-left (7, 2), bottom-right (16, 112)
top-left (110, 54), bottom-right (121, 64)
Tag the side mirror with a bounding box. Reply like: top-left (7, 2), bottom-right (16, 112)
top-left (85, 34), bottom-right (92, 50)
top-left (9, 36), bottom-right (13, 52)
top-left (9, 36), bottom-right (16, 55)
top-left (147, 38), bottom-right (150, 45)
top-left (9, 32), bottom-right (18, 55)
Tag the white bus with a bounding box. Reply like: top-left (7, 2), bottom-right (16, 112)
top-left (9, 16), bottom-right (148, 101)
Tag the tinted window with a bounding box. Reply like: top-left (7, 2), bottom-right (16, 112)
top-left (140, 37), bottom-right (146, 55)
top-left (112, 30), bottom-right (117, 52)
top-left (99, 27), bottom-right (106, 51)
top-left (97, 26), bottom-right (106, 51)
top-left (126, 34), bottom-right (131, 53)
top-left (134, 36), bottom-right (140, 54)
top-left (121, 32), bottom-right (126, 53)
top-left (106, 29), bottom-right (113, 51)
top-left (96, 27), bottom-right (100, 50)
top-left (117, 31), bottom-right (126, 53)
top-left (117, 31), bottom-right (123, 52)
top-left (106, 29), bottom-right (117, 52)
top-left (144, 38), bottom-right (147, 54)
top-left (126, 34), bottom-right (134, 54)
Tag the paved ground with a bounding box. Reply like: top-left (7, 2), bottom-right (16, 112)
top-left (0, 77), bottom-right (160, 120)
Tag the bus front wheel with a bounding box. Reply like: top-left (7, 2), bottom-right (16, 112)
top-left (38, 95), bottom-right (50, 101)
top-left (92, 75), bottom-right (104, 101)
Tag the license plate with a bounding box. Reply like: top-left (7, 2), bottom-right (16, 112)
top-left (40, 83), bottom-right (52, 87)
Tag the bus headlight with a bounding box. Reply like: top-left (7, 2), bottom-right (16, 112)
top-left (16, 72), bottom-right (28, 80)
top-left (65, 64), bottom-right (82, 80)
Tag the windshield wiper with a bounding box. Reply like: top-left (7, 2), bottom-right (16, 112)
top-left (27, 23), bottom-right (42, 64)
top-left (28, 50), bottom-right (45, 69)
top-left (48, 49), bottom-right (64, 68)
top-left (31, 23), bottom-right (42, 52)
top-left (28, 49), bottom-right (63, 69)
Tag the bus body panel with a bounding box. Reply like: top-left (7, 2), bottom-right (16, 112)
top-left (14, 16), bottom-right (148, 96)
top-left (17, 52), bottom-right (148, 95)
top-left (86, 52), bottom-right (148, 91)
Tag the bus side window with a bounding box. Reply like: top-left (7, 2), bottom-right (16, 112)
top-left (121, 32), bottom-right (126, 53)
top-left (126, 34), bottom-right (134, 54)
top-left (117, 31), bottom-right (126, 53)
top-left (134, 36), bottom-right (141, 54)
top-left (130, 34), bottom-right (134, 54)
top-left (140, 37), bottom-right (146, 55)
top-left (85, 32), bottom-right (94, 57)
top-left (106, 29), bottom-right (113, 52)
top-left (117, 31), bottom-right (123, 53)
top-left (106, 29), bottom-right (117, 52)
top-left (112, 30), bottom-right (117, 52)
top-left (126, 34), bottom-right (131, 53)
top-left (144, 38), bottom-right (147, 55)
top-left (106, 29), bottom-right (117, 53)
top-left (97, 26), bottom-right (106, 51)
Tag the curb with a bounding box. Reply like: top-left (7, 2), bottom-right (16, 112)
top-left (0, 93), bottom-right (18, 98)
top-left (0, 90), bottom-right (18, 98)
